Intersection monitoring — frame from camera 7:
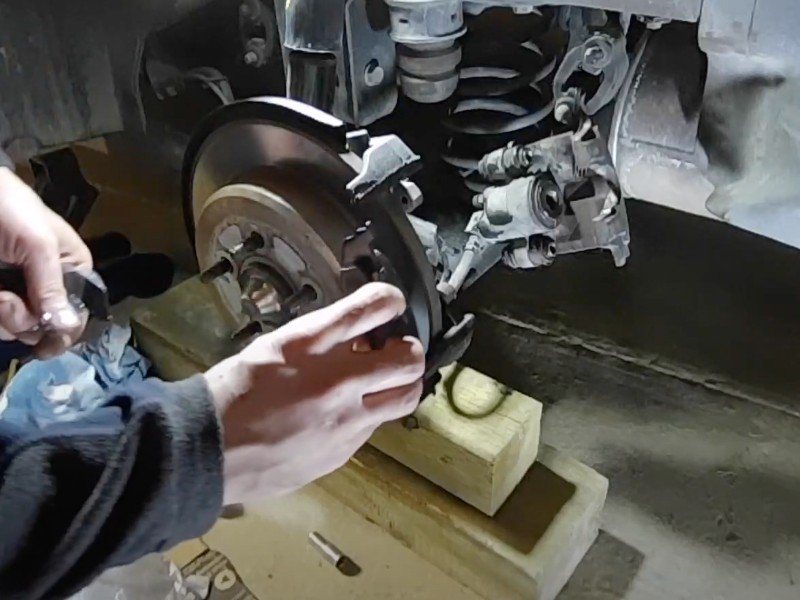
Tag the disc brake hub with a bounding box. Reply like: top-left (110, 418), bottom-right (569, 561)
top-left (183, 98), bottom-right (442, 351)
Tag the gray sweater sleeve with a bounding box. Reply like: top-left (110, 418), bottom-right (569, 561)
top-left (0, 375), bottom-right (224, 600)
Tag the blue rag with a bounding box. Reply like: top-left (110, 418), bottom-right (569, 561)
top-left (0, 324), bottom-right (151, 428)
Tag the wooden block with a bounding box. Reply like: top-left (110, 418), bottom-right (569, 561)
top-left (318, 444), bottom-right (608, 600)
top-left (132, 277), bottom-right (543, 514)
top-left (370, 364), bottom-right (542, 515)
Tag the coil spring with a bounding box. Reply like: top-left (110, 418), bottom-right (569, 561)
top-left (441, 8), bottom-right (559, 193)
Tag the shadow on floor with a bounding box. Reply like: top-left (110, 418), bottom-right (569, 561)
top-left (557, 531), bottom-right (644, 599)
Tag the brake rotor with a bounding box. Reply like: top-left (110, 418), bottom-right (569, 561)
top-left (183, 98), bottom-right (442, 349)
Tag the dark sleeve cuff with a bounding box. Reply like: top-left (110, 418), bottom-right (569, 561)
top-left (121, 374), bottom-right (224, 545)
top-left (0, 374), bottom-right (225, 599)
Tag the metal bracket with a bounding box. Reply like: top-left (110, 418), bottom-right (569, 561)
top-left (553, 31), bottom-right (629, 116)
top-left (346, 133), bottom-right (423, 203)
top-left (556, 177), bottom-right (630, 267)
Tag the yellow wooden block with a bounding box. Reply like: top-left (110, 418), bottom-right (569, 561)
top-left (370, 363), bottom-right (542, 515)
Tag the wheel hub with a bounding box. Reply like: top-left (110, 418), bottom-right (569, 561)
top-left (195, 177), bottom-right (352, 336)
top-left (184, 97), bottom-right (442, 351)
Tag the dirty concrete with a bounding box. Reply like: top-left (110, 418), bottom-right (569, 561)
top-left (465, 316), bottom-right (800, 599)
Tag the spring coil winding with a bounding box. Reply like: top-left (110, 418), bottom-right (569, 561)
top-left (441, 8), bottom-right (559, 193)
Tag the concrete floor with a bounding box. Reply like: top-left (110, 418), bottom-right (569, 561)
top-left (467, 317), bottom-right (800, 599)
top-left (74, 143), bottom-right (800, 599)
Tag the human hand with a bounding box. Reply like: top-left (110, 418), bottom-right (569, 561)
top-left (0, 167), bottom-right (93, 357)
top-left (205, 282), bottom-right (425, 504)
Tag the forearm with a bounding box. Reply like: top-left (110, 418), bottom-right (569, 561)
top-left (0, 375), bottom-right (223, 600)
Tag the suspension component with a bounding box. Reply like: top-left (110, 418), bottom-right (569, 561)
top-left (469, 175), bottom-right (563, 239)
top-left (438, 109), bottom-right (630, 302)
top-left (385, 0), bottom-right (466, 104)
top-left (503, 235), bottom-right (556, 269)
top-left (552, 11), bottom-right (630, 117)
top-left (440, 8), bottom-right (558, 193)
top-left (396, 43), bottom-right (463, 104)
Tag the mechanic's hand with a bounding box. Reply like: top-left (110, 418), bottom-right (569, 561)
top-left (0, 167), bottom-right (93, 357)
top-left (205, 282), bottom-right (424, 504)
